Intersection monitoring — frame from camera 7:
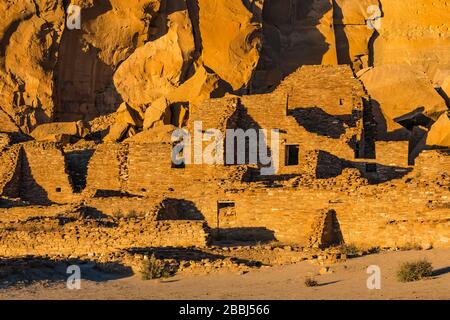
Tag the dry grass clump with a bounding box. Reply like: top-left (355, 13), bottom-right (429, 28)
top-left (304, 276), bottom-right (319, 287)
top-left (397, 259), bottom-right (433, 283)
top-left (140, 254), bottom-right (171, 280)
top-left (339, 244), bottom-right (359, 257)
top-left (399, 243), bottom-right (422, 251)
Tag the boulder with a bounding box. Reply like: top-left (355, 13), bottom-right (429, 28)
top-left (168, 64), bottom-right (220, 107)
top-left (125, 125), bottom-right (176, 144)
top-left (115, 102), bottom-right (144, 128)
top-left (441, 76), bottom-right (450, 101)
top-left (426, 112), bottom-right (450, 147)
top-left (30, 121), bottom-right (89, 142)
top-left (103, 102), bottom-right (145, 142)
top-left (143, 97), bottom-right (172, 130)
top-left (104, 122), bottom-right (130, 143)
top-left (360, 65), bottom-right (448, 135)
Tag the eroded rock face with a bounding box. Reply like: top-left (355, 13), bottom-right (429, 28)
top-left (372, 0), bottom-right (450, 73)
top-left (427, 112), bottom-right (450, 147)
top-left (333, 0), bottom-right (380, 70)
top-left (360, 65), bottom-right (448, 137)
top-left (0, 0), bottom-right (65, 133)
top-left (55, 0), bottom-right (160, 123)
top-left (441, 75), bottom-right (450, 103)
top-left (0, 110), bottom-right (19, 133)
top-left (0, 0), bottom-right (449, 139)
top-left (255, 0), bottom-right (338, 90)
top-left (0, 0), bottom-right (262, 133)
top-left (81, 0), bottom-right (161, 67)
top-left (113, 0), bottom-right (196, 109)
top-left (114, 25), bottom-right (194, 108)
top-left (198, 0), bottom-right (262, 91)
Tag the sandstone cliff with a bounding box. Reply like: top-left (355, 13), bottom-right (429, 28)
top-left (0, 0), bottom-right (449, 141)
top-left (0, 0), bottom-right (262, 134)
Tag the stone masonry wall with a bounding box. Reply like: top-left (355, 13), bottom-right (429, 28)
top-left (164, 182), bottom-right (450, 248)
top-left (375, 141), bottom-right (410, 168)
top-left (413, 149), bottom-right (450, 180)
top-left (240, 92), bottom-right (358, 175)
top-left (85, 143), bottom-right (123, 193)
top-left (278, 65), bottom-right (367, 116)
top-left (0, 205), bottom-right (208, 257)
top-left (21, 142), bottom-right (75, 204)
top-left (0, 144), bottom-right (21, 198)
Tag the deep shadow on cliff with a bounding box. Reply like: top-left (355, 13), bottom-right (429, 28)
top-left (251, 0), bottom-right (332, 93)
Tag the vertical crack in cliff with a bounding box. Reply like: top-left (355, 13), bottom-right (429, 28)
top-left (186, 0), bottom-right (203, 60)
top-left (31, 0), bottom-right (41, 19)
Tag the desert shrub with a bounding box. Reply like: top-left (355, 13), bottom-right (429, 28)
top-left (270, 241), bottom-right (285, 249)
top-left (399, 243), bottom-right (422, 251)
top-left (304, 277), bottom-right (319, 287)
top-left (367, 246), bottom-right (380, 254)
top-left (140, 254), bottom-right (171, 280)
top-left (112, 210), bottom-right (123, 219)
top-left (397, 260), bottom-right (433, 283)
top-left (339, 244), bottom-right (359, 256)
top-left (127, 210), bottom-right (139, 219)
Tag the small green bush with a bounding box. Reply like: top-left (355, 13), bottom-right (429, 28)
top-left (397, 260), bottom-right (433, 283)
top-left (304, 277), bottom-right (319, 287)
top-left (140, 254), bottom-right (171, 280)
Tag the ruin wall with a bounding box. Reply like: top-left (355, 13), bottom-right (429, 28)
top-left (20, 142), bottom-right (75, 204)
top-left (0, 214), bottom-right (208, 257)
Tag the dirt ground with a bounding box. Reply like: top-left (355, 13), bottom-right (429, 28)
top-left (0, 248), bottom-right (449, 300)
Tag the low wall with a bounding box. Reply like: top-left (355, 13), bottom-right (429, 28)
top-left (0, 215), bottom-right (208, 257)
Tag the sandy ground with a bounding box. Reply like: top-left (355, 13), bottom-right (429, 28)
top-left (0, 249), bottom-right (449, 300)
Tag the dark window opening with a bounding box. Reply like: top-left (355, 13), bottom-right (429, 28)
top-left (64, 149), bottom-right (95, 193)
top-left (285, 145), bottom-right (299, 166)
top-left (354, 142), bottom-right (361, 159)
top-left (55, 187), bottom-right (62, 193)
top-left (218, 201), bottom-right (235, 207)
